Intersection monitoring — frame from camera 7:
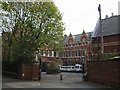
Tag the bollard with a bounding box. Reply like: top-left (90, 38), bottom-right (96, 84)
top-left (39, 69), bottom-right (41, 81)
top-left (22, 73), bottom-right (24, 80)
top-left (60, 74), bottom-right (62, 80)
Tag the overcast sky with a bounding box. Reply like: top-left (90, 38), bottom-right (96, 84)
top-left (53, 0), bottom-right (120, 35)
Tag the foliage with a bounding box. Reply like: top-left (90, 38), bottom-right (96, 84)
top-left (110, 56), bottom-right (120, 60)
top-left (46, 61), bottom-right (60, 74)
top-left (1, 2), bottom-right (64, 67)
top-left (2, 60), bottom-right (18, 73)
top-left (97, 53), bottom-right (119, 60)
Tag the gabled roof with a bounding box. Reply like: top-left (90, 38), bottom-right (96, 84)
top-left (63, 34), bottom-right (81, 44)
top-left (64, 32), bottom-right (93, 44)
top-left (69, 32), bottom-right (72, 37)
top-left (82, 30), bottom-right (86, 34)
top-left (92, 15), bottom-right (120, 38)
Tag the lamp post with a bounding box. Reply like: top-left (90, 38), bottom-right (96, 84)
top-left (82, 57), bottom-right (85, 72)
top-left (82, 57), bottom-right (85, 79)
top-left (37, 50), bottom-right (41, 81)
top-left (98, 4), bottom-right (104, 54)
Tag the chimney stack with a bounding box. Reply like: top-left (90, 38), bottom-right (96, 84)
top-left (64, 34), bottom-right (67, 38)
top-left (105, 15), bottom-right (108, 18)
top-left (111, 13), bottom-right (114, 16)
top-left (64, 34), bottom-right (67, 37)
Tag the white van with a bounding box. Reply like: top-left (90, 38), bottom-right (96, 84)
top-left (60, 65), bottom-right (75, 72)
top-left (66, 66), bottom-right (75, 72)
top-left (60, 66), bottom-right (67, 71)
top-left (74, 64), bottom-right (83, 72)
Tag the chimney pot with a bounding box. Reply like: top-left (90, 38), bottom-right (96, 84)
top-left (64, 34), bottom-right (67, 37)
top-left (105, 15), bottom-right (108, 18)
top-left (111, 13), bottom-right (114, 16)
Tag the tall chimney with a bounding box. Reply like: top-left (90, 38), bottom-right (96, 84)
top-left (64, 34), bottom-right (67, 39)
top-left (111, 13), bottom-right (114, 16)
top-left (105, 15), bottom-right (108, 18)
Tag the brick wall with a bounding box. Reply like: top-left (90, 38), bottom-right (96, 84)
top-left (32, 64), bottom-right (39, 80)
top-left (87, 59), bottom-right (120, 87)
top-left (92, 35), bottom-right (120, 54)
top-left (21, 64), bottom-right (39, 80)
top-left (21, 64), bottom-right (32, 80)
top-left (103, 35), bottom-right (120, 43)
top-left (92, 35), bottom-right (120, 61)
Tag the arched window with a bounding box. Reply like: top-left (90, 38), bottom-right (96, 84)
top-left (82, 49), bottom-right (85, 56)
top-left (78, 50), bottom-right (80, 56)
top-left (76, 50), bottom-right (78, 56)
top-left (88, 52), bottom-right (92, 61)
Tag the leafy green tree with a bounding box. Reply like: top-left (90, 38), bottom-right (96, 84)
top-left (1, 2), bottom-right (64, 65)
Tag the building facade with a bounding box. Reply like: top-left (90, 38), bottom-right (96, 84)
top-left (92, 15), bottom-right (120, 60)
top-left (40, 48), bottom-right (61, 63)
top-left (59, 30), bottom-right (93, 66)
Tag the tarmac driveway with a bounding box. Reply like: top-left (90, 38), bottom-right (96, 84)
top-left (2, 72), bottom-right (111, 88)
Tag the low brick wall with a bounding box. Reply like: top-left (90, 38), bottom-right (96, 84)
top-left (87, 59), bottom-right (120, 87)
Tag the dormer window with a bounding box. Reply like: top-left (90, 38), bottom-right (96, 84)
top-left (82, 38), bottom-right (86, 42)
top-left (69, 39), bottom-right (72, 44)
top-left (82, 38), bottom-right (87, 45)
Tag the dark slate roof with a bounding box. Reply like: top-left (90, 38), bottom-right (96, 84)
top-left (92, 15), bottom-right (119, 38)
top-left (63, 34), bottom-right (81, 44)
top-left (74, 34), bottom-right (81, 42)
top-left (64, 35), bottom-right (69, 44)
top-left (64, 32), bottom-right (93, 44)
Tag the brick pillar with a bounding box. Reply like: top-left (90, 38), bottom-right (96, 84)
top-left (21, 64), bottom-right (32, 80)
top-left (118, 60), bottom-right (120, 87)
top-left (32, 63), bottom-right (39, 80)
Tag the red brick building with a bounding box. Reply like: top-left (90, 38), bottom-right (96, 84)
top-left (59, 30), bottom-right (93, 66)
top-left (39, 47), bottom-right (61, 62)
top-left (92, 15), bottom-right (120, 60)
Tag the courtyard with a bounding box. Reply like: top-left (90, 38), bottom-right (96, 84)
top-left (2, 72), bottom-right (110, 88)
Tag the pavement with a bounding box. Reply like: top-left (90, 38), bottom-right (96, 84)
top-left (2, 72), bottom-right (112, 88)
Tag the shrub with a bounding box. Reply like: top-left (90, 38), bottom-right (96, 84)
top-left (2, 60), bottom-right (18, 73)
top-left (97, 53), bottom-right (119, 60)
top-left (110, 56), bottom-right (120, 60)
top-left (46, 61), bottom-right (60, 74)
